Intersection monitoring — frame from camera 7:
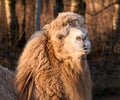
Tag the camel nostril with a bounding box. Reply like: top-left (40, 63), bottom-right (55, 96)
top-left (83, 43), bottom-right (87, 50)
top-left (83, 43), bottom-right (86, 48)
top-left (84, 47), bottom-right (87, 50)
top-left (76, 36), bottom-right (82, 41)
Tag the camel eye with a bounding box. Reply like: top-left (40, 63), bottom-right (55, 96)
top-left (69, 23), bottom-right (72, 26)
top-left (76, 36), bottom-right (82, 41)
top-left (62, 23), bottom-right (67, 26)
top-left (57, 34), bottom-right (64, 40)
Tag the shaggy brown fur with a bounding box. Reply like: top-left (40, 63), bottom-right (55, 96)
top-left (0, 65), bottom-right (17, 100)
top-left (15, 12), bottom-right (92, 100)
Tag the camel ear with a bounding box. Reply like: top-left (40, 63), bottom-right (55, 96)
top-left (15, 31), bottom-right (47, 100)
top-left (43, 24), bottom-right (50, 30)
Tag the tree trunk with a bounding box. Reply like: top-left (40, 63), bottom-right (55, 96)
top-left (40, 0), bottom-right (54, 27)
top-left (35, 0), bottom-right (41, 31)
top-left (4, 0), bottom-right (18, 46)
top-left (15, 0), bottom-right (26, 47)
top-left (70, 0), bottom-right (86, 16)
top-left (0, 0), bottom-right (8, 39)
top-left (25, 0), bottom-right (36, 39)
top-left (54, 0), bottom-right (64, 18)
top-left (15, 0), bottom-right (25, 39)
top-left (63, 0), bottom-right (86, 16)
top-left (4, 0), bottom-right (11, 32)
top-left (113, 0), bottom-right (120, 29)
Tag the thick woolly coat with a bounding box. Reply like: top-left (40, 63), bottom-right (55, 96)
top-left (15, 12), bottom-right (92, 100)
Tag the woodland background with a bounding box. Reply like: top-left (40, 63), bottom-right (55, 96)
top-left (0, 0), bottom-right (120, 99)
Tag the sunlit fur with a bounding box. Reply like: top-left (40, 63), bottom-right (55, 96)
top-left (15, 12), bottom-right (92, 100)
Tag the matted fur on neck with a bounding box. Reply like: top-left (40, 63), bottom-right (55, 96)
top-left (61, 59), bottom-right (92, 100)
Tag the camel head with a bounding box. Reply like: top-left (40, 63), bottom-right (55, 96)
top-left (44, 12), bottom-right (91, 61)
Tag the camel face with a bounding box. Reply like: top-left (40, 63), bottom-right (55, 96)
top-left (62, 27), bottom-right (91, 57)
top-left (50, 26), bottom-right (91, 60)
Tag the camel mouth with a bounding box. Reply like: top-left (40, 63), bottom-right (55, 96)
top-left (76, 49), bottom-right (90, 59)
top-left (80, 47), bottom-right (91, 54)
top-left (77, 49), bottom-right (88, 54)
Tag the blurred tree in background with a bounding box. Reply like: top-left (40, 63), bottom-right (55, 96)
top-left (0, 0), bottom-right (120, 98)
top-left (54, 0), bottom-right (64, 18)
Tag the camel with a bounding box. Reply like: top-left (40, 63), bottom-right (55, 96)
top-left (15, 12), bottom-right (92, 100)
top-left (0, 12), bottom-right (92, 100)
